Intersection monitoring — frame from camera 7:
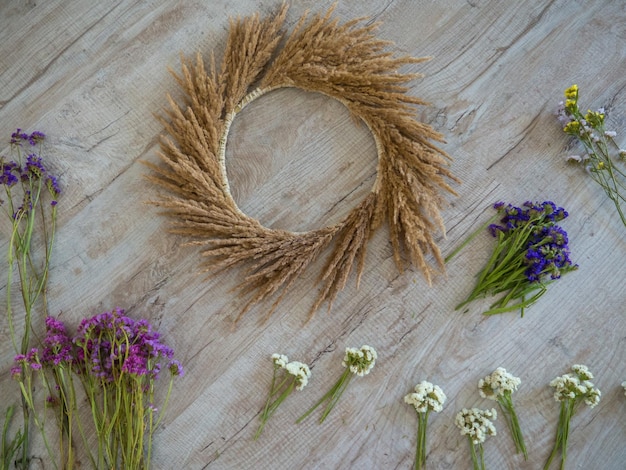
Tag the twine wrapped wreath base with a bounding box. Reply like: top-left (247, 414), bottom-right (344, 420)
top-left (146, 4), bottom-right (459, 322)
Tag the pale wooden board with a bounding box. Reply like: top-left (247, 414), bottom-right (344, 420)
top-left (1, 1), bottom-right (626, 469)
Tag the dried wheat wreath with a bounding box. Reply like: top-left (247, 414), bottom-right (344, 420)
top-left (146, 4), bottom-right (459, 321)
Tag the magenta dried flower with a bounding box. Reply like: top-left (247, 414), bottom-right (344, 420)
top-left (41, 316), bottom-right (74, 366)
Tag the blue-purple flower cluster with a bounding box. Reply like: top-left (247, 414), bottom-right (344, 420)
top-left (489, 201), bottom-right (576, 282)
top-left (12, 308), bottom-right (183, 382)
top-left (10, 128), bottom-right (45, 146)
top-left (1, 129), bottom-right (61, 206)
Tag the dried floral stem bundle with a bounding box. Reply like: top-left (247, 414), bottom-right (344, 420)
top-left (452, 201), bottom-right (577, 316)
top-left (146, 4), bottom-right (458, 321)
top-left (478, 368), bottom-right (527, 460)
top-left (544, 365), bottom-right (601, 470)
top-left (558, 84), bottom-right (626, 227)
top-left (404, 381), bottom-right (446, 470)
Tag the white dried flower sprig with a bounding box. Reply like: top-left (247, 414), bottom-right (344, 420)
top-left (622, 381), bottom-right (626, 398)
top-left (272, 353), bottom-right (288, 368)
top-left (405, 381), bottom-right (446, 413)
top-left (297, 345), bottom-right (377, 424)
top-left (455, 408), bottom-right (497, 470)
top-left (404, 381), bottom-right (446, 470)
top-left (455, 408), bottom-right (497, 445)
top-left (285, 361), bottom-right (311, 390)
top-left (549, 364), bottom-right (600, 407)
top-left (478, 368), bottom-right (527, 459)
top-left (478, 367), bottom-right (520, 399)
top-left (342, 345), bottom-right (377, 377)
top-left (255, 354), bottom-right (311, 439)
top-left (544, 364), bottom-right (601, 469)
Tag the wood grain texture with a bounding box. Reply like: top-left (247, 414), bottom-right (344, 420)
top-left (1, 1), bottom-right (625, 469)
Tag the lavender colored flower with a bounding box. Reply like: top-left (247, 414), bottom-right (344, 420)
top-left (26, 348), bottom-right (40, 364)
top-left (10, 128), bottom-right (44, 146)
top-left (455, 201), bottom-right (577, 316)
top-left (10, 128), bottom-right (29, 145)
top-left (22, 153), bottom-right (47, 180)
top-left (74, 307), bottom-right (177, 382)
top-left (41, 316), bottom-right (74, 366)
top-left (10, 365), bottom-right (22, 379)
top-left (0, 160), bottom-right (20, 187)
top-left (486, 201), bottom-right (575, 284)
top-left (168, 359), bottom-right (185, 377)
top-left (28, 131), bottom-right (45, 145)
top-left (46, 174), bottom-right (61, 197)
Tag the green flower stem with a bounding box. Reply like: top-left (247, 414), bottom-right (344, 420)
top-left (445, 214), bottom-right (499, 264)
top-left (296, 368), bottom-right (353, 424)
top-left (414, 411), bottom-right (429, 470)
top-left (2, 405), bottom-right (25, 470)
top-left (543, 399), bottom-right (576, 470)
top-left (3, 157), bottom-right (58, 469)
top-left (146, 375), bottom-right (175, 470)
top-left (16, 376), bottom-right (58, 470)
top-left (254, 374), bottom-right (296, 440)
top-left (467, 437), bottom-right (485, 470)
top-left (497, 392), bottom-right (527, 460)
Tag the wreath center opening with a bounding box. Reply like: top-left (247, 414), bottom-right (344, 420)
top-left (224, 87), bottom-right (379, 233)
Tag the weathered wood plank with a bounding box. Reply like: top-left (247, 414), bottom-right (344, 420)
top-left (1, 1), bottom-right (625, 469)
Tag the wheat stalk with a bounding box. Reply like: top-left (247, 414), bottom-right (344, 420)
top-left (145, 3), bottom-right (459, 321)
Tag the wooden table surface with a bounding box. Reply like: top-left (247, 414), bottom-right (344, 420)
top-left (2, 1), bottom-right (625, 469)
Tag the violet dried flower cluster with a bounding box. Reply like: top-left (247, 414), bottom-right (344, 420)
top-left (2, 129), bottom-right (61, 469)
top-left (2, 129), bottom-right (60, 208)
top-left (11, 308), bottom-right (183, 470)
top-left (454, 201), bottom-right (577, 316)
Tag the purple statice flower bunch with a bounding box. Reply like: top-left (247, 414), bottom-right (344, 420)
top-left (72, 308), bottom-right (183, 469)
top-left (3, 129), bottom-right (61, 353)
top-left (454, 201), bottom-right (577, 316)
top-left (2, 129), bottom-right (60, 207)
top-left (73, 307), bottom-right (181, 382)
top-left (488, 201), bottom-right (575, 283)
top-left (3, 129), bottom-right (61, 470)
top-left (41, 316), bottom-right (74, 366)
top-left (10, 128), bottom-right (45, 147)
top-left (10, 309), bottom-right (184, 470)
top-left (557, 84), bottom-right (626, 228)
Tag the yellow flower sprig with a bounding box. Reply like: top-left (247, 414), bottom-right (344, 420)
top-left (558, 84), bottom-right (626, 227)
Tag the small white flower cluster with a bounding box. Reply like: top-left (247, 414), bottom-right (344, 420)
top-left (271, 353), bottom-right (311, 390)
top-left (478, 367), bottom-right (521, 400)
top-left (404, 381), bottom-right (446, 413)
top-left (549, 364), bottom-right (601, 408)
top-left (622, 381), bottom-right (626, 397)
top-left (455, 408), bottom-right (497, 445)
top-left (286, 362), bottom-right (311, 390)
top-left (272, 353), bottom-right (288, 368)
top-left (565, 154), bottom-right (588, 163)
top-left (342, 345), bottom-right (377, 377)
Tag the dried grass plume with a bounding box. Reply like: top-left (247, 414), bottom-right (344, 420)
top-left (145, 4), bottom-right (459, 322)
